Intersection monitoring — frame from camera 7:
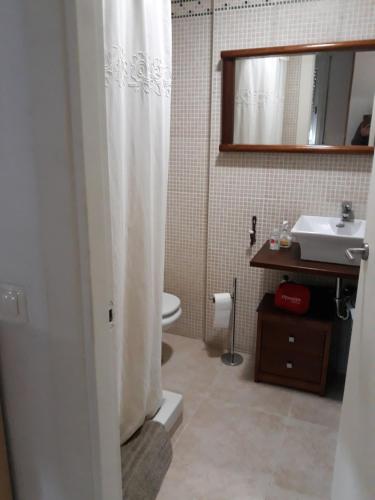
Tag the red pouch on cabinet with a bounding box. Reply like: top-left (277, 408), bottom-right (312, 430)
top-left (275, 282), bottom-right (311, 315)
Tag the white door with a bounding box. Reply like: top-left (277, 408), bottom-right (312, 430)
top-left (332, 154), bottom-right (375, 500)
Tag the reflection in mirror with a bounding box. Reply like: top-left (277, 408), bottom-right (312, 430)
top-left (232, 51), bottom-right (375, 147)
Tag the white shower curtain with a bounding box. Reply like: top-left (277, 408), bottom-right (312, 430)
top-left (233, 57), bottom-right (287, 144)
top-left (104, 0), bottom-right (171, 443)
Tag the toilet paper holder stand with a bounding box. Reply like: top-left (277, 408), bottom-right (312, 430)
top-left (210, 277), bottom-right (243, 366)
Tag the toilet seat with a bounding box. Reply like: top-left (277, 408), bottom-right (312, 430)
top-left (162, 292), bottom-right (181, 318)
top-left (162, 292), bottom-right (182, 327)
top-left (162, 307), bottom-right (182, 327)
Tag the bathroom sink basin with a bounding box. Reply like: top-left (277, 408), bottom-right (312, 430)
top-left (291, 215), bottom-right (366, 266)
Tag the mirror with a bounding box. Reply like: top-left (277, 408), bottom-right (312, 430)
top-left (221, 40), bottom-right (375, 154)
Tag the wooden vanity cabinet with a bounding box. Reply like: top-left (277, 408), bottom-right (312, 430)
top-left (255, 294), bottom-right (333, 395)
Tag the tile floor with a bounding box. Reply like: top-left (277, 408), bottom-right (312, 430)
top-left (158, 333), bottom-right (341, 500)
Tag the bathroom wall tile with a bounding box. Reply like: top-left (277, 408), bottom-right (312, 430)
top-left (170, 15), bottom-right (212, 140)
top-left (167, 0), bottom-right (375, 356)
top-left (168, 135), bottom-right (209, 194)
top-left (164, 8), bottom-right (212, 340)
top-left (205, 0), bottom-right (374, 352)
top-left (172, 0), bottom-right (213, 19)
top-left (165, 190), bottom-right (207, 338)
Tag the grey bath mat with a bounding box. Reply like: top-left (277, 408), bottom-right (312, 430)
top-left (122, 421), bottom-right (172, 500)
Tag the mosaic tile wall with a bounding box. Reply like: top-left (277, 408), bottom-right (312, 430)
top-left (165, 0), bottom-right (213, 338)
top-left (166, 0), bottom-right (375, 353)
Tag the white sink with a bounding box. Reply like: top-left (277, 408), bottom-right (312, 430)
top-left (291, 215), bottom-right (366, 266)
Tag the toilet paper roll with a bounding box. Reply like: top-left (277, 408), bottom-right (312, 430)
top-left (213, 293), bottom-right (232, 329)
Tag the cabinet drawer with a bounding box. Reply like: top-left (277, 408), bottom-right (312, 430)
top-left (261, 317), bottom-right (327, 357)
top-left (260, 347), bottom-right (323, 383)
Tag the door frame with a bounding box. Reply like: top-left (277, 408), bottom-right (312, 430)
top-left (332, 151), bottom-right (375, 499)
top-left (63, 1), bottom-right (122, 499)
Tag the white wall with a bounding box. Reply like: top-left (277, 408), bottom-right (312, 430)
top-left (346, 52), bottom-right (375, 145)
top-left (0, 2), bottom-right (101, 499)
top-left (296, 54), bottom-right (315, 144)
top-left (324, 52), bottom-right (354, 145)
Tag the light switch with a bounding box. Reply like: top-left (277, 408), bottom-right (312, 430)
top-left (0, 284), bottom-right (28, 323)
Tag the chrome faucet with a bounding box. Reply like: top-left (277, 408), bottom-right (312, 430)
top-left (341, 201), bottom-right (354, 222)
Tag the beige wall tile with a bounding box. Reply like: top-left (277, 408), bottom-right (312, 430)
top-left (165, 9), bottom-right (212, 340)
top-left (166, 0), bottom-right (374, 361)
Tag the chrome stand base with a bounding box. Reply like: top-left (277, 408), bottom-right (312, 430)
top-left (221, 352), bottom-right (243, 366)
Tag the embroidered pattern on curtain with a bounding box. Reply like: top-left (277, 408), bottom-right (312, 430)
top-left (235, 89), bottom-right (285, 107)
top-left (233, 57), bottom-right (287, 144)
top-left (105, 46), bottom-right (171, 97)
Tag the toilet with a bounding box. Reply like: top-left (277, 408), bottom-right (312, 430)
top-left (154, 292), bottom-right (183, 434)
top-left (162, 292), bottom-right (182, 328)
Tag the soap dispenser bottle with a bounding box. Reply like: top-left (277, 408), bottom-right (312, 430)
top-left (269, 227), bottom-right (280, 251)
top-left (279, 220), bottom-right (292, 248)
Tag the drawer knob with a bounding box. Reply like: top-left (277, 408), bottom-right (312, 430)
top-left (288, 336), bottom-right (295, 343)
top-left (286, 362), bottom-right (293, 369)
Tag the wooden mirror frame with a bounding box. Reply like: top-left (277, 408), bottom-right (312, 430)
top-left (220, 39), bottom-right (375, 154)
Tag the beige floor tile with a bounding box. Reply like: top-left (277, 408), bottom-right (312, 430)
top-left (266, 483), bottom-right (328, 500)
top-left (162, 352), bottom-right (218, 396)
top-left (162, 332), bottom-right (192, 353)
top-left (174, 399), bottom-right (285, 473)
top-left (178, 387), bottom-right (208, 422)
top-left (162, 337), bottom-right (220, 396)
top-left (162, 334), bottom-right (216, 446)
top-left (289, 391), bottom-right (341, 431)
top-left (209, 360), bottom-right (294, 417)
top-left (169, 389), bottom-right (209, 446)
top-left (158, 461), bottom-right (272, 500)
top-left (272, 418), bottom-right (337, 499)
top-left (161, 398), bottom-right (286, 499)
top-left (159, 334), bottom-right (340, 500)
